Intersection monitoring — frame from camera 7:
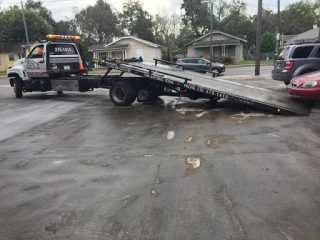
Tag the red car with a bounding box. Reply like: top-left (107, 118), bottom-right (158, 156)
top-left (287, 71), bottom-right (320, 100)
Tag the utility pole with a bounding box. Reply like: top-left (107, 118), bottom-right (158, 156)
top-left (276, 0), bottom-right (280, 54)
top-left (209, 2), bottom-right (213, 70)
top-left (255, 0), bottom-right (262, 76)
top-left (201, 1), bottom-right (214, 70)
top-left (21, 1), bottom-right (30, 51)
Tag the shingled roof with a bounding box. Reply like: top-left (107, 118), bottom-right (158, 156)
top-left (0, 43), bottom-right (23, 53)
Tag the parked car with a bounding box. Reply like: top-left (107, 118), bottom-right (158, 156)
top-left (176, 57), bottom-right (225, 75)
top-left (287, 70), bottom-right (320, 100)
top-left (272, 42), bottom-right (320, 85)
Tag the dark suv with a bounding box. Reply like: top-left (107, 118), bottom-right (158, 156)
top-left (272, 43), bottom-right (320, 84)
top-left (176, 58), bottom-right (225, 75)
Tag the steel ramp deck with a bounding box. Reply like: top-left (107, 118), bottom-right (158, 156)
top-left (104, 60), bottom-right (312, 116)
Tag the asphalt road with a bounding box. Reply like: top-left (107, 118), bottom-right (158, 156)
top-left (0, 71), bottom-right (320, 240)
top-left (224, 65), bottom-right (274, 76)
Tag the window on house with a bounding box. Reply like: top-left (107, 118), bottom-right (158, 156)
top-left (9, 54), bottom-right (15, 61)
top-left (0, 59), bottom-right (2, 66)
top-left (228, 46), bottom-right (236, 57)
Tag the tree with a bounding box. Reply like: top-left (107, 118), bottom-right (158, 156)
top-left (281, 0), bottom-right (318, 35)
top-left (74, 0), bottom-right (121, 44)
top-left (181, 0), bottom-right (210, 38)
top-left (154, 7), bottom-right (181, 60)
top-left (176, 26), bottom-right (197, 49)
top-left (261, 32), bottom-right (276, 53)
top-left (25, 0), bottom-right (55, 32)
top-left (120, 0), bottom-right (154, 42)
top-left (0, 6), bottom-right (49, 42)
top-left (0, 10), bottom-right (10, 43)
top-left (54, 20), bottom-right (78, 35)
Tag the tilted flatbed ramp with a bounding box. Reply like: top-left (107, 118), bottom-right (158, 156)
top-left (102, 60), bottom-right (311, 116)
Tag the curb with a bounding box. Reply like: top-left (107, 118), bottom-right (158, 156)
top-left (226, 64), bottom-right (274, 68)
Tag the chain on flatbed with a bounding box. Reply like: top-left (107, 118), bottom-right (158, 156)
top-left (97, 59), bottom-right (311, 116)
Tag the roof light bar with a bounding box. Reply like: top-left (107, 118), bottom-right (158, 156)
top-left (46, 34), bottom-right (81, 40)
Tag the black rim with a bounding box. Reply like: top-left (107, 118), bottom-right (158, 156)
top-left (113, 86), bottom-right (125, 102)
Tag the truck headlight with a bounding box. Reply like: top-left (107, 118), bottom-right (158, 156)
top-left (301, 81), bottom-right (317, 88)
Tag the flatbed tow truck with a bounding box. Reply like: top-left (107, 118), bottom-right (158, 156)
top-left (7, 35), bottom-right (311, 116)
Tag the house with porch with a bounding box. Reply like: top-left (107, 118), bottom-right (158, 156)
top-left (184, 31), bottom-right (247, 62)
top-left (0, 43), bottom-right (23, 71)
top-left (89, 36), bottom-right (163, 64)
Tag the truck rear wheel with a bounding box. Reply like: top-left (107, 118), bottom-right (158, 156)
top-left (14, 77), bottom-right (23, 98)
top-left (110, 82), bottom-right (136, 106)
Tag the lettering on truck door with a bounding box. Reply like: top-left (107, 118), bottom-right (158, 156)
top-left (24, 45), bottom-right (48, 77)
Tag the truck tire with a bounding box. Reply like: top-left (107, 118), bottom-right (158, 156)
top-left (14, 77), bottom-right (23, 98)
top-left (110, 81), bottom-right (136, 106)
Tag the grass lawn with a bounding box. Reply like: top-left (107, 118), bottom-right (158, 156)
top-left (0, 71), bottom-right (6, 77)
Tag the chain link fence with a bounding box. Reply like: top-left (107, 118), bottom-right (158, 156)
top-left (244, 53), bottom-right (276, 61)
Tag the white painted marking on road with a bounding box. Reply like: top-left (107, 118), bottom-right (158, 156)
top-left (167, 131), bottom-right (175, 140)
top-left (186, 157), bottom-right (201, 169)
top-left (196, 111), bottom-right (208, 117)
top-left (176, 108), bottom-right (229, 115)
top-left (231, 112), bottom-right (273, 120)
top-left (268, 133), bottom-right (280, 138)
top-left (53, 160), bottom-right (64, 165)
top-left (144, 154), bottom-right (155, 157)
top-left (0, 85), bottom-right (10, 88)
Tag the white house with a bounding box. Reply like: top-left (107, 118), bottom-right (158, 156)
top-left (89, 36), bottom-right (163, 63)
top-left (184, 31), bottom-right (247, 62)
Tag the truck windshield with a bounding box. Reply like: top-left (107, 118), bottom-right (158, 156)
top-left (48, 44), bottom-right (78, 55)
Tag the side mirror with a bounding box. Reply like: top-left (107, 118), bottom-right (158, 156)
top-left (206, 62), bottom-right (209, 65)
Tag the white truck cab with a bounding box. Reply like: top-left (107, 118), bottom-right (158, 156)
top-left (7, 34), bottom-right (85, 98)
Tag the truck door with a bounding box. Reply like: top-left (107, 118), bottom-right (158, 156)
top-left (24, 44), bottom-right (48, 78)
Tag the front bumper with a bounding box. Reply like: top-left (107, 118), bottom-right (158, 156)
top-left (218, 66), bottom-right (225, 73)
top-left (286, 84), bottom-right (320, 100)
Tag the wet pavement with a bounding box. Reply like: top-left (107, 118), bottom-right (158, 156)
top-left (0, 76), bottom-right (320, 240)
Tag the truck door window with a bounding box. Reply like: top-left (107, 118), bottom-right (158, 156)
top-left (29, 45), bottom-right (44, 59)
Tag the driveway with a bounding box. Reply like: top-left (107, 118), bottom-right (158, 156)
top-left (0, 74), bottom-right (319, 240)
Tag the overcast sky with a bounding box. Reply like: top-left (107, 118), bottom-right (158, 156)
top-left (0, 0), bottom-right (309, 21)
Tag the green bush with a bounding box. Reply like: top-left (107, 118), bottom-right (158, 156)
top-left (210, 56), bottom-right (234, 65)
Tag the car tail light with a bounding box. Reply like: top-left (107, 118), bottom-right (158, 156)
top-left (284, 61), bottom-right (294, 70)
